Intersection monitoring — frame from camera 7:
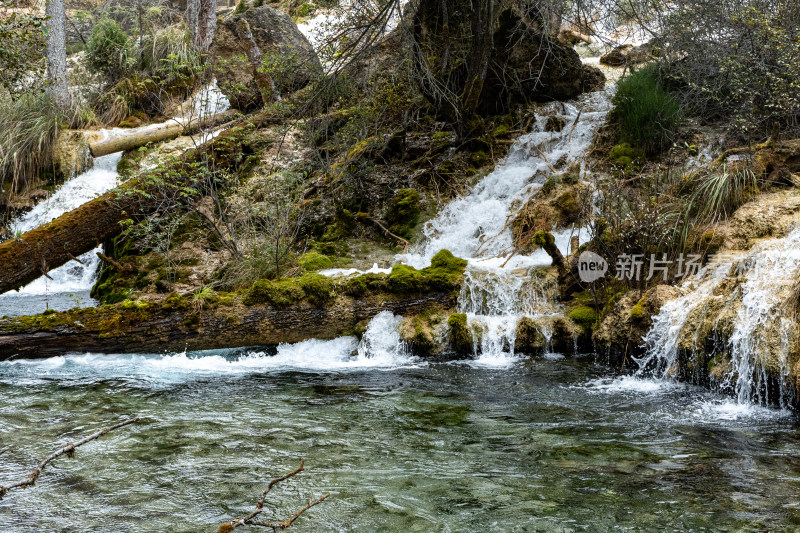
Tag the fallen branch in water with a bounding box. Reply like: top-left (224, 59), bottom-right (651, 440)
top-left (0, 416), bottom-right (141, 500)
top-left (219, 461), bottom-right (329, 531)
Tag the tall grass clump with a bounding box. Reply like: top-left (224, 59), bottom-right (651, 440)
top-left (611, 64), bottom-right (682, 156)
top-left (691, 165), bottom-right (759, 223)
top-left (0, 92), bottom-right (97, 195)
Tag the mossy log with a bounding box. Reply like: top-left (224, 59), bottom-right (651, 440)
top-left (88, 109), bottom-right (241, 157)
top-left (0, 291), bottom-right (458, 360)
top-left (0, 112), bottom-right (274, 296)
top-left (0, 252), bottom-right (468, 358)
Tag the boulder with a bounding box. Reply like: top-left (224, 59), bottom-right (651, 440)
top-left (210, 5), bottom-right (321, 111)
top-left (481, 8), bottom-right (605, 113)
top-left (599, 44), bottom-right (652, 67)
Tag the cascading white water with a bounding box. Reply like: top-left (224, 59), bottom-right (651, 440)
top-left (638, 227), bottom-right (800, 406)
top-left (3, 149), bottom-right (125, 302)
top-left (395, 87), bottom-right (614, 363)
top-left (0, 81), bottom-right (231, 315)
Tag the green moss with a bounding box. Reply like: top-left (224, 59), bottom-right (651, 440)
top-left (447, 313), bottom-right (473, 354)
top-left (387, 264), bottom-right (425, 293)
top-left (299, 251), bottom-right (334, 271)
top-left (43, 309), bottom-right (56, 316)
top-left (384, 189), bottom-right (421, 238)
top-left (298, 273), bottom-right (335, 305)
top-left (630, 296), bottom-right (646, 321)
top-left (608, 143), bottom-right (645, 175)
top-left (492, 124), bottom-right (511, 137)
top-left (569, 305), bottom-right (598, 334)
top-left (161, 292), bottom-right (188, 311)
top-left (421, 249), bottom-right (468, 290)
top-left (469, 150), bottom-right (488, 167)
top-left (554, 190), bottom-right (581, 223)
top-left (341, 275), bottom-right (369, 297)
top-left (439, 160), bottom-right (456, 174)
top-left (244, 278), bottom-right (305, 307)
top-left (432, 131), bottom-right (451, 142)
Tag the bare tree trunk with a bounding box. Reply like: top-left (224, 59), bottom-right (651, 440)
top-left (197, 0), bottom-right (218, 51)
top-left (45, 0), bottom-right (69, 109)
top-left (187, 0), bottom-right (200, 46)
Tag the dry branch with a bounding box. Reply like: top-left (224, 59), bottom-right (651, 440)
top-left (0, 416), bottom-right (141, 500)
top-left (219, 461), bottom-right (329, 532)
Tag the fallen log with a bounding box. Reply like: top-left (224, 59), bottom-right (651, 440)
top-left (0, 113), bottom-right (273, 296)
top-left (88, 109), bottom-right (241, 157)
top-left (0, 250), bottom-right (468, 358)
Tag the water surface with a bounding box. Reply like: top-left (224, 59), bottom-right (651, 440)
top-left (1, 349), bottom-right (798, 532)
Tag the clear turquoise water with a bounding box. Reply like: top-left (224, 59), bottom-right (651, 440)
top-left (1, 348), bottom-right (799, 532)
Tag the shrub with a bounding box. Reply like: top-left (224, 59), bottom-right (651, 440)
top-left (611, 64), bottom-right (682, 155)
top-left (86, 19), bottom-right (131, 81)
top-left (0, 92), bottom-right (97, 194)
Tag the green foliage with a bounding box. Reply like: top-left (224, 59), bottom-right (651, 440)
top-left (612, 64), bottom-right (682, 155)
top-left (299, 251), bottom-right (333, 271)
top-left (384, 189), bottom-right (421, 238)
top-left (608, 143), bottom-right (645, 175)
top-left (298, 273), bottom-right (335, 304)
top-left (0, 11), bottom-right (46, 95)
top-left (87, 19), bottom-right (131, 81)
top-left (690, 165), bottom-right (759, 223)
top-left (0, 92), bottom-right (97, 194)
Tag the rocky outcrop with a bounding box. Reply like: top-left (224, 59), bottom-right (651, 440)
top-left (210, 5), bottom-right (321, 111)
top-left (599, 44), bottom-right (653, 67)
top-left (480, 8), bottom-right (605, 114)
top-left (593, 285), bottom-right (680, 353)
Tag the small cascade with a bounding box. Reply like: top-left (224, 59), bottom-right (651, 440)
top-left (0, 81), bottom-right (230, 316)
top-left (391, 86), bottom-right (614, 363)
top-left (638, 227), bottom-right (800, 406)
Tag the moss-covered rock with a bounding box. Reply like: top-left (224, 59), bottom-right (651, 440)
top-left (447, 313), bottom-right (473, 354)
top-left (568, 305), bottom-right (598, 335)
top-left (299, 251), bottom-right (333, 271)
top-left (244, 278), bottom-right (305, 307)
top-left (387, 264), bottom-right (425, 293)
top-left (384, 189), bottom-right (421, 239)
top-left (298, 272), bottom-right (335, 305)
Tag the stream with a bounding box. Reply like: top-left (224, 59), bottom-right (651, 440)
top-left (1, 63), bottom-right (799, 531)
top-left (1, 346), bottom-right (799, 531)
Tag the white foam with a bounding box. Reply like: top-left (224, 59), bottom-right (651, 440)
top-left (583, 375), bottom-right (677, 394)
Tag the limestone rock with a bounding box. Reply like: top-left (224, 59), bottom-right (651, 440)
top-left (210, 5), bottom-right (321, 111)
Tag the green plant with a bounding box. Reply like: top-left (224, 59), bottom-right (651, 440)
top-left (299, 251), bottom-right (333, 271)
top-left (384, 189), bottom-right (421, 239)
top-left (0, 91), bottom-right (97, 194)
top-left (86, 19), bottom-right (131, 81)
top-left (612, 64), bottom-right (682, 155)
top-left (691, 165), bottom-right (759, 223)
top-left (608, 143), bottom-right (645, 175)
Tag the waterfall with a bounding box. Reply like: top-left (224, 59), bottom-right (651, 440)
top-left (393, 86), bottom-right (614, 363)
top-left (638, 227), bottom-right (800, 406)
top-left (0, 81), bottom-right (231, 315)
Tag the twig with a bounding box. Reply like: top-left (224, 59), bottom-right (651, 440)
top-left (355, 214), bottom-right (410, 251)
top-left (0, 417), bottom-right (141, 500)
top-left (221, 461), bottom-right (329, 531)
top-left (96, 252), bottom-right (130, 272)
top-left (567, 110), bottom-right (582, 143)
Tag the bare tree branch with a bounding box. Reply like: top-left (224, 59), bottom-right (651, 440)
top-left (0, 416), bottom-right (142, 500)
top-left (219, 460), bottom-right (329, 532)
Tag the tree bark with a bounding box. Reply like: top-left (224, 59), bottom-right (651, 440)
top-left (0, 291), bottom-right (457, 359)
top-left (187, 0), bottom-right (200, 46)
top-left (88, 109), bottom-right (240, 157)
top-left (46, 0), bottom-right (69, 108)
top-left (197, 0), bottom-right (218, 51)
top-left (0, 113), bottom-right (274, 296)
